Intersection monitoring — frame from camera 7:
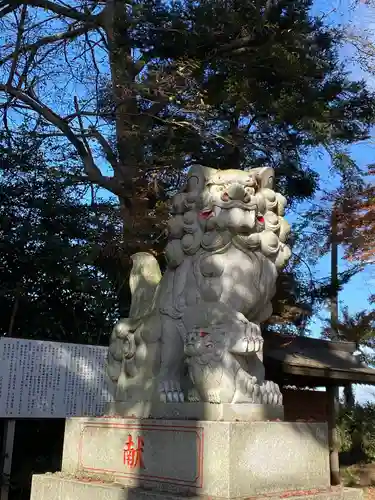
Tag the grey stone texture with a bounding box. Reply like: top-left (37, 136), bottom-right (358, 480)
top-left (61, 416), bottom-right (330, 498)
top-left (104, 401), bottom-right (284, 421)
top-left (107, 166), bottom-right (292, 406)
top-left (30, 475), bottom-right (364, 500)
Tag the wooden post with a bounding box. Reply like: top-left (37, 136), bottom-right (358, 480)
top-left (327, 385), bottom-right (340, 485)
top-left (1, 318), bottom-right (17, 500)
top-left (328, 208), bottom-right (341, 485)
top-left (0, 419), bottom-right (16, 500)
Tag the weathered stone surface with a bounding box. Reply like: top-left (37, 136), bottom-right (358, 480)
top-left (107, 165), bottom-right (292, 405)
top-left (30, 475), bottom-right (364, 500)
top-left (61, 417), bottom-right (330, 498)
top-left (104, 401), bottom-right (284, 422)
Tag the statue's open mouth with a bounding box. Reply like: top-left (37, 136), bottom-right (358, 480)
top-left (200, 200), bottom-right (257, 219)
top-left (199, 208), bottom-right (215, 219)
top-left (199, 204), bottom-right (259, 233)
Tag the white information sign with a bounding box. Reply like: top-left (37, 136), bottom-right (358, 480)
top-left (0, 337), bottom-right (115, 418)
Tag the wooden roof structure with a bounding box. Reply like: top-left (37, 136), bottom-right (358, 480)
top-left (263, 333), bottom-right (375, 387)
top-left (262, 333), bottom-right (375, 487)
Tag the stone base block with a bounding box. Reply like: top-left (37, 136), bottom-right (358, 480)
top-left (30, 475), bottom-right (364, 500)
top-left (104, 401), bottom-right (284, 422)
top-left (61, 417), bottom-right (330, 499)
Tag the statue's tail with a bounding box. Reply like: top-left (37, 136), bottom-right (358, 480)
top-left (107, 252), bottom-right (162, 384)
top-left (128, 252), bottom-right (162, 319)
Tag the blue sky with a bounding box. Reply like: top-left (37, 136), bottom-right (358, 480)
top-left (307, 0), bottom-right (375, 322)
top-left (302, 0), bottom-right (375, 402)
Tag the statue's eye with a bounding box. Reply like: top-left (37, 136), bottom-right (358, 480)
top-left (206, 343), bottom-right (213, 348)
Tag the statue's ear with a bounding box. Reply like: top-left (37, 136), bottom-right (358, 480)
top-left (185, 164), bottom-right (217, 193)
top-left (248, 167), bottom-right (275, 190)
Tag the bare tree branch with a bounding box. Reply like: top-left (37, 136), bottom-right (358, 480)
top-left (0, 2), bottom-right (17, 17)
top-left (0, 0), bottom-right (102, 23)
top-left (0, 24), bottom-right (93, 66)
top-left (74, 94), bottom-right (94, 157)
top-left (0, 83), bottom-right (125, 196)
top-left (89, 126), bottom-right (119, 169)
top-left (7, 5), bottom-right (27, 85)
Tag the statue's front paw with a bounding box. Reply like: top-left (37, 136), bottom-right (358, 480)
top-left (230, 334), bottom-right (263, 355)
top-left (158, 380), bottom-right (185, 403)
top-left (247, 322), bottom-right (261, 336)
top-left (260, 381), bottom-right (283, 406)
top-left (187, 388), bottom-right (201, 402)
top-left (252, 383), bottom-right (262, 403)
top-left (207, 391), bottom-right (221, 403)
top-left (247, 335), bottom-right (263, 353)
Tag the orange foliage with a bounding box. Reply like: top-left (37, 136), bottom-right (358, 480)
top-left (336, 166), bottom-right (375, 263)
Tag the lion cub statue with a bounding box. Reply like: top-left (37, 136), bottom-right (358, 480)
top-left (183, 303), bottom-right (282, 405)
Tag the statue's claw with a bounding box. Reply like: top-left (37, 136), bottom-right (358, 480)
top-left (230, 332), bottom-right (264, 355)
top-left (187, 388), bottom-right (201, 402)
top-left (259, 380), bottom-right (283, 406)
top-left (247, 335), bottom-right (263, 353)
top-left (232, 334), bottom-right (263, 355)
top-left (158, 380), bottom-right (185, 403)
top-left (252, 383), bottom-right (261, 403)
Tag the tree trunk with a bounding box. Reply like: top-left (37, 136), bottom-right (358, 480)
top-left (229, 115), bottom-right (242, 169)
top-left (330, 208), bottom-right (339, 340)
top-left (329, 207), bottom-right (341, 486)
top-left (343, 384), bottom-right (355, 409)
top-left (105, 0), bottom-right (140, 174)
top-left (8, 294), bottom-right (20, 337)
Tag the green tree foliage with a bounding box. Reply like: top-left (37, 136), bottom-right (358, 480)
top-left (1, 0), bottom-right (375, 333)
top-left (1, 0), bottom-right (374, 207)
top-left (338, 402), bottom-right (375, 464)
top-left (289, 153), bottom-right (375, 334)
top-left (0, 138), bottom-right (121, 342)
top-left (322, 305), bottom-right (375, 363)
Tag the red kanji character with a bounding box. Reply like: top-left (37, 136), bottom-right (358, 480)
top-left (123, 434), bottom-right (145, 469)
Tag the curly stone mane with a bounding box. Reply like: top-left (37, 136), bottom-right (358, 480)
top-left (106, 164), bottom-right (292, 405)
top-left (164, 165), bottom-right (291, 271)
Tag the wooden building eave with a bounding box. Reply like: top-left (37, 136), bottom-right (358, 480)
top-left (263, 333), bottom-right (375, 387)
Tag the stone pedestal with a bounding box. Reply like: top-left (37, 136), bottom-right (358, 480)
top-left (60, 416), bottom-right (330, 497)
top-left (31, 475), bottom-right (363, 500)
top-left (104, 401), bottom-right (284, 421)
top-left (29, 410), bottom-right (362, 500)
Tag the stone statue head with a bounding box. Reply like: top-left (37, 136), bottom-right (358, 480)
top-left (165, 165), bottom-right (291, 270)
top-left (184, 328), bottom-right (226, 365)
top-left (183, 302), bottom-right (251, 356)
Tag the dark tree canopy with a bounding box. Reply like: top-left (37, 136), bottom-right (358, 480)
top-left (0, 139), bottom-right (121, 342)
top-left (0, 0), bottom-right (375, 337)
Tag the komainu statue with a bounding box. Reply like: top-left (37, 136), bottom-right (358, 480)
top-left (107, 165), bottom-right (291, 405)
